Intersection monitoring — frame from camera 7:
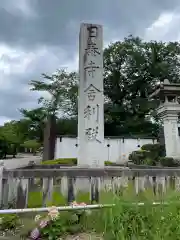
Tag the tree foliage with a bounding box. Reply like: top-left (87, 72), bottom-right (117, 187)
top-left (22, 140), bottom-right (41, 154)
top-left (103, 35), bottom-right (180, 136)
top-left (0, 120), bottom-right (30, 158)
top-left (30, 69), bottom-right (78, 117)
top-left (0, 121), bottom-right (25, 144)
top-left (19, 107), bottom-right (48, 142)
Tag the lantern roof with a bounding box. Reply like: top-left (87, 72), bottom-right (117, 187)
top-left (149, 79), bottom-right (180, 100)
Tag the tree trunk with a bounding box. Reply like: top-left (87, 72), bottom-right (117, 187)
top-left (42, 115), bottom-right (56, 161)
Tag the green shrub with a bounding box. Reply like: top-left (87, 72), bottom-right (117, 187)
top-left (143, 158), bottom-right (155, 166)
top-left (40, 212), bottom-right (84, 239)
top-left (159, 157), bottom-right (178, 167)
top-left (0, 214), bottom-right (20, 231)
top-left (141, 143), bottom-right (165, 158)
top-left (141, 143), bottom-right (160, 152)
top-left (42, 158), bottom-right (77, 165)
top-left (105, 161), bottom-right (114, 165)
top-left (21, 140), bottom-right (41, 154)
top-left (129, 143), bottom-right (166, 166)
top-left (128, 150), bottom-right (150, 165)
top-left (141, 143), bottom-right (159, 160)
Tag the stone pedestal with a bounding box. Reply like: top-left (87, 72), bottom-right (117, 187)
top-left (163, 116), bottom-right (180, 158)
top-left (157, 102), bottom-right (180, 158)
top-left (78, 23), bottom-right (104, 166)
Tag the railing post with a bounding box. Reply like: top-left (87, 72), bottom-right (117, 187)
top-left (2, 178), bottom-right (9, 209)
top-left (7, 176), bottom-right (18, 208)
top-left (42, 177), bottom-right (53, 207)
top-left (28, 161), bottom-right (36, 191)
top-left (0, 161), bottom-right (4, 208)
top-left (90, 177), bottom-right (99, 203)
top-left (156, 175), bottom-right (166, 196)
top-left (134, 176), bottom-right (146, 195)
top-left (16, 178), bottom-right (29, 209)
top-left (67, 178), bottom-right (75, 204)
top-left (60, 176), bottom-right (68, 199)
top-left (61, 176), bottom-right (76, 204)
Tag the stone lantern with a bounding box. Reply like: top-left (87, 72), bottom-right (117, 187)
top-left (150, 79), bottom-right (180, 158)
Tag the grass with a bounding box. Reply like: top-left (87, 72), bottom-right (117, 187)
top-left (27, 190), bottom-right (92, 207)
top-left (5, 200), bottom-right (180, 239)
top-left (27, 180), bottom-right (180, 207)
top-left (3, 182), bottom-right (180, 239)
top-left (87, 199), bottom-right (180, 239)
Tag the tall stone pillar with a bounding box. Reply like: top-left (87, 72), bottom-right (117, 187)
top-left (163, 115), bottom-right (180, 158)
top-left (78, 23), bottom-right (104, 166)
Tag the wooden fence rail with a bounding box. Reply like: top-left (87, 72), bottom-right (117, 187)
top-left (0, 162), bottom-right (180, 210)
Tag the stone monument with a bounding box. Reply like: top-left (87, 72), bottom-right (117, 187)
top-left (150, 79), bottom-right (180, 158)
top-left (78, 23), bottom-right (104, 166)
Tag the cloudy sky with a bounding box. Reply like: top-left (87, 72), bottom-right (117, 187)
top-left (0, 0), bottom-right (179, 125)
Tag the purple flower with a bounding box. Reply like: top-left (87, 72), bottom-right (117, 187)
top-left (39, 219), bottom-right (48, 228)
top-left (30, 228), bottom-right (40, 239)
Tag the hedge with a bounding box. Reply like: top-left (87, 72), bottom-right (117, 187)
top-left (129, 143), bottom-right (167, 166)
top-left (141, 143), bottom-right (165, 159)
top-left (129, 143), bottom-right (180, 167)
top-left (128, 150), bottom-right (152, 165)
top-left (42, 158), bottom-right (118, 166)
top-left (42, 158), bottom-right (77, 165)
top-left (159, 157), bottom-right (179, 167)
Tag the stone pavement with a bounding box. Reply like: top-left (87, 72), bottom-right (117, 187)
top-left (0, 154), bottom-right (42, 169)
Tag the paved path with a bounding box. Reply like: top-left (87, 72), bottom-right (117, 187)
top-left (0, 154), bottom-right (42, 169)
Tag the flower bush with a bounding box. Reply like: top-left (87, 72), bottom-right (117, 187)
top-left (0, 214), bottom-right (20, 232)
top-left (28, 202), bottom-right (91, 240)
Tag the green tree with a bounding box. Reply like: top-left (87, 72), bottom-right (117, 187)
top-left (103, 35), bottom-right (180, 136)
top-left (20, 108), bottom-right (78, 141)
top-left (19, 107), bottom-right (47, 142)
top-left (0, 134), bottom-right (9, 159)
top-left (30, 69), bottom-right (78, 117)
top-left (21, 140), bottom-right (41, 155)
top-left (0, 120), bottom-right (28, 158)
top-left (27, 69), bottom-right (78, 160)
top-left (0, 121), bottom-right (24, 144)
top-left (56, 117), bottom-right (77, 136)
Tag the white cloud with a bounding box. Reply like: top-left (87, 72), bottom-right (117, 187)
top-left (144, 11), bottom-right (180, 41)
top-left (0, 44), bottom-right (45, 92)
top-left (0, 43), bottom-right (81, 125)
top-left (0, 43), bottom-right (76, 82)
top-left (0, 117), bottom-right (11, 126)
top-left (2, 0), bottom-right (37, 18)
top-left (60, 54), bottom-right (78, 72)
top-left (0, 44), bottom-right (36, 75)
